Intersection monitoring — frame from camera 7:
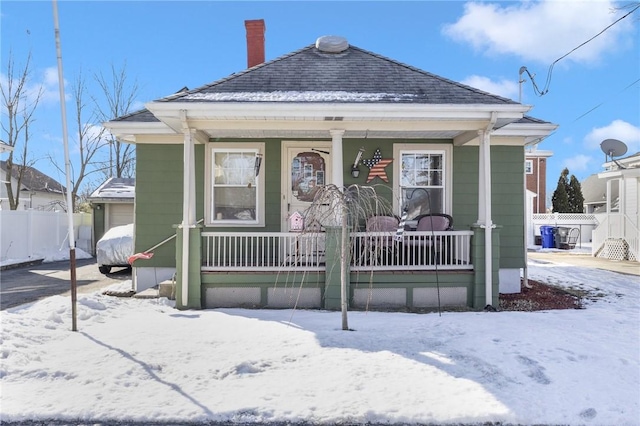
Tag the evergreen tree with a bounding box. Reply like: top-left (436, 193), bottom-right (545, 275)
top-left (552, 168), bottom-right (584, 213)
top-left (568, 175), bottom-right (584, 213)
top-left (551, 168), bottom-right (570, 213)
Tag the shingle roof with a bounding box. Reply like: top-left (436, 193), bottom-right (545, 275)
top-left (111, 108), bottom-right (159, 123)
top-left (158, 43), bottom-right (519, 105)
top-left (88, 177), bottom-right (135, 201)
top-left (0, 161), bottom-right (65, 193)
top-left (111, 86), bottom-right (190, 123)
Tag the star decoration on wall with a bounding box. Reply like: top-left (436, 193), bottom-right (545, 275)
top-left (362, 149), bottom-right (393, 183)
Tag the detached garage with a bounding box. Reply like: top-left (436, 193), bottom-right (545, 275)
top-left (89, 178), bottom-right (135, 247)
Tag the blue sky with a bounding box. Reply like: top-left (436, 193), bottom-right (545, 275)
top-left (1, 0), bottom-right (639, 202)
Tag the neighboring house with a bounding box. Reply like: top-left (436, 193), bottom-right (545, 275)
top-left (88, 177), bottom-right (135, 243)
top-left (0, 160), bottom-right (67, 211)
top-left (582, 174), bottom-right (607, 214)
top-left (589, 152), bottom-right (640, 261)
top-left (104, 20), bottom-right (557, 311)
top-left (0, 142), bottom-right (13, 154)
top-left (525, 146), bottom-right (553, 214)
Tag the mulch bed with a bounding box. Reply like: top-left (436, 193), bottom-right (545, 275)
top-left (499, 279), bottom-right (583, 311)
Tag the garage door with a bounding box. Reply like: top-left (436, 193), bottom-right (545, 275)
top-left (107, 203), bottom-right (134, 230)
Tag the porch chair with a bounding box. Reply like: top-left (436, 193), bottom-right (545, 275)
top-left (365, 215), bottom-right (400, 265)
top-left (405, 213), bottom-right (453, 264)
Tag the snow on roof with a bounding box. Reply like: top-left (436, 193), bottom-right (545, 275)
top-left (182, 91), bottom-right (419, 102)
top-left (89, 177), bottom-right (135, 201)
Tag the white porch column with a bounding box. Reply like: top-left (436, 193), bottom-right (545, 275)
top-left (330, 129), bottom-right (345, 190)
top-left (477, 130), bottom-right (486, 225)
top-left (481, 129), bottom-right (494, 309)
top-left (478, 112), bottom-right (497, 309)
top-left (180, 111), bottom-right (196, 305)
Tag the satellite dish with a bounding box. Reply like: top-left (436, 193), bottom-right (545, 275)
top-left (600, 139), bottom-right (627, 160)
top-left (600, 139), bottom-right (628, 169)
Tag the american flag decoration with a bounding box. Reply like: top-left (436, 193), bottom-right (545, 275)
top-left (362, 149), bottom-right (393, 183)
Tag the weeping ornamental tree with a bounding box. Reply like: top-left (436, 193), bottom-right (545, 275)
top-left (301, 184), bottom-right (395, 330)
top-left (552, 168), bottom-right (584, 213)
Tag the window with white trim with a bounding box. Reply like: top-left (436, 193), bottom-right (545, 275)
top-left (525, 159), bottom-right (533, 174)
top-left (394, 144), bottom-right (451, 218)
top-left (206, 143), bottom-right (265, 226)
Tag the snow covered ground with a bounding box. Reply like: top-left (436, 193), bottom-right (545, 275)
top-left (1, 253), bottom-right (638, 425)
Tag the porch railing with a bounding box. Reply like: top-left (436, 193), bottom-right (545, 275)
top-left (351, 230), bottom-right (473, 271)
top-left (202, 230), bottom-right (473, 272)
top-left (202, 232), bottom-right (325, 272)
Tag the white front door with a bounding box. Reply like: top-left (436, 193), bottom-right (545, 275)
top-left (282, 142), bottom-right (332, 231)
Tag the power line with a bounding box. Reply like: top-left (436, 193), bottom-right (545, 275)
top-left (572, 78), bottom-right (640, 123)
top-left (522, 3), bottom-right (640, 97)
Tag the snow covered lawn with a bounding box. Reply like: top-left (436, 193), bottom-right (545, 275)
top-left (1, 259), bottom-right (638, 425)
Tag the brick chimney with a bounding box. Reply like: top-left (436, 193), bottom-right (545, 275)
top-left (245, 19), bottom-right (265, 68)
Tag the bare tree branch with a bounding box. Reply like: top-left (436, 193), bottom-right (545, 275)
top-left (93, 62), bottom-right (139, 178)
top-left (1, 51), bottom-right (43, 210)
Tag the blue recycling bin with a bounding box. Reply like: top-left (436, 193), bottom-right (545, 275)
top-left (540, 225), bottom-right (556, 248)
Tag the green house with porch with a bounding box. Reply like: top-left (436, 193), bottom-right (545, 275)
top-left (104, 23), bottom-right (556, 311)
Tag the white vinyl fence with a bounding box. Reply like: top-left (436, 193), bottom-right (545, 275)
top-left (0, 210), bottom-right (93, 263)
top-left (531, 213), bottom-right (598, 246)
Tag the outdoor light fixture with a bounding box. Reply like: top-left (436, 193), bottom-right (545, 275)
top-left (351, 147), bottom-right (365, 178)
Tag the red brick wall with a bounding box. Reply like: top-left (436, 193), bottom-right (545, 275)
top-left (526, 157), bottom-right (547, 213)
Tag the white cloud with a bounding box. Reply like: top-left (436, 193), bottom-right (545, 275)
top-left (562, 154), bottom-right (593, 173)
top-left (584, 119), bottom-right (640, 154)
top-left (35, 66), bottom-right (67, 106)
top-left (443, 0), bottom-right (634, 64)
top-left (459, 75), bottom-right (519, 99)
top-left (1, 66), bottom-right (68, 112)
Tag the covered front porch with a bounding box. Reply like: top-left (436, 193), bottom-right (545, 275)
top-left (173, 225), bottom-right (500, 311)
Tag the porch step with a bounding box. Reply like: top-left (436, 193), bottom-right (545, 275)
top-left (133, 287), bottom-right (159, 299)
top-left (159, 279), bottom-right (176, 300)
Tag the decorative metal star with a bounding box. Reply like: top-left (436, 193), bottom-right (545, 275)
top-left (362, 149), bottom-right (393, 183)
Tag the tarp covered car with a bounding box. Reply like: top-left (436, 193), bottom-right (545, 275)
top-left (96, 223), bottom-right (134, 274)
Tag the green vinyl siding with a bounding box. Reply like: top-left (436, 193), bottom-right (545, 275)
top-left (261, 140), bottom-right (282, 232)
top-left (134, 143), bottom-right (204, 267)
top-left (452, 146), bottom-right (479, 232)
top-left (491, 146), bottom-right (525, 269)
top-left (135, 139), bottom-right (525, 274)
top-left (453, 145), bottom-right (525, 269)
top-left (135, 141), bottom-right (282, 268)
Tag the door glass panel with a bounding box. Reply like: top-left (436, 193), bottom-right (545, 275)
top-left (291, 152), bottom-right (325, 202)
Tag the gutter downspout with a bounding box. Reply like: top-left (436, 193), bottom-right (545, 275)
top-left (482, 112), bottom-right (498, 310)
top-left (180, 110), bottom-right (196, 307)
